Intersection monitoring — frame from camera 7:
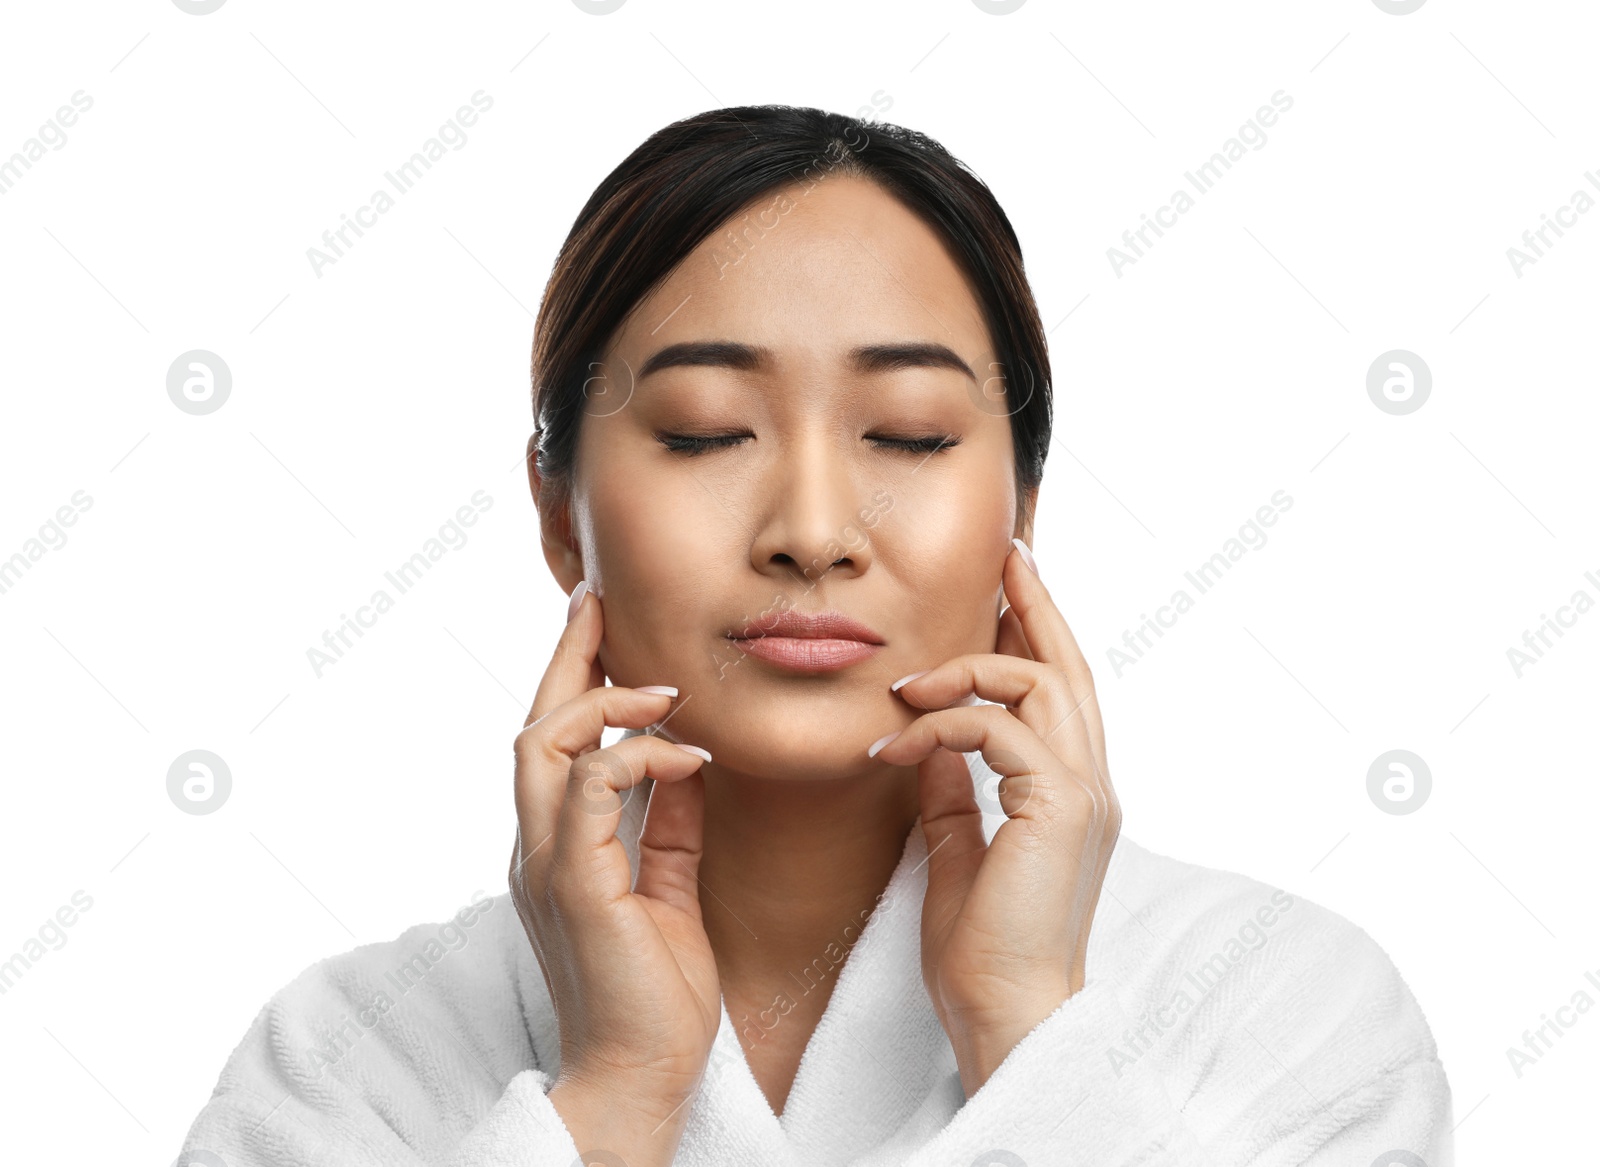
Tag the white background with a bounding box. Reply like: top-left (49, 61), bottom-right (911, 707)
top-left (1, 0), bottom-right (1595, 1161)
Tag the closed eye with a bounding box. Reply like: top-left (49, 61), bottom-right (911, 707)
top-left (654, 432), bottom-right (961, 456)
top-left (655, 432), bottom-right (752, 455)
top-left (868, 433), bottom-right (961, 455)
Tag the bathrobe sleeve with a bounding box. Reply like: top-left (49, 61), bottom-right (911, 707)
top-left (179, 1065), bottom-right (582, 1166)
top-left (893, 903), bottom-right (1455, 1167)
top-left (440, 1069), bottom-right (587, 1165)
top-left (176, 955), bottom-right (585, 1165)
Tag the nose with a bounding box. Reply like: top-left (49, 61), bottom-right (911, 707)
top-left (748, 431), bottom-right (876, 586)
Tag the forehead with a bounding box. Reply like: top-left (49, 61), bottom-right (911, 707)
top-left (610, 174), bottom-right (992, 366)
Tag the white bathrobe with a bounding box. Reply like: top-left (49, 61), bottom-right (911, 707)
top-left (181, 737), bottom-right (1455, 1165)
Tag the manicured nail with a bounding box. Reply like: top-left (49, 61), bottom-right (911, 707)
top-left (566, 579), bottom-right (589, 623)
top-left (673, 743), bottom-right (712, 762)
top-left (890, 670), bottom-right (930, 692)
top-left (867, 730), bottom-right (901, 758)
top-left (638, 685), bottom-right (678, 697)
top-left (1011, 538), bottom-right (1039, 577)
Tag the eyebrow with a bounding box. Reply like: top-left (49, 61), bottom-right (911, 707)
top-left (636, 341), bottom-right (976, 383)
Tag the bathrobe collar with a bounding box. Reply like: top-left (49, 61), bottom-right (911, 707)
top-left (518, 733), bottom-right (1011, 1164)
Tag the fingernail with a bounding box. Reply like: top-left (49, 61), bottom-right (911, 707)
top-left (638, 685), bottom-right (678, 697)
top-left (673, 743), bottom-right (712, 762)
top-left (566, 579), bottom-right (589, 623)
top-left (1011, 537), bottom-right (1039, 577)
top-left (890, 670), bottom-right (930, 692)
top-left (867, 730), bottom-right (901, 758)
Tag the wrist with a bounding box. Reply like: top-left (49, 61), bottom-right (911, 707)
top-left (547, 1072), bottom-right (696, 1167)
top-left (944, 986), bottom-right (1073, 1100)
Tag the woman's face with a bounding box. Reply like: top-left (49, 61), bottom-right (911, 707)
top-left (540, 173), bottom-right (1033, 780)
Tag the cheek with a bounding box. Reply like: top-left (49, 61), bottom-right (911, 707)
top-left (883, 466), bottom-right (1015, 652)
top-left (889, 435), bottom-right (1016, 562)
top-left (583, 467), bottom-right (730, 682)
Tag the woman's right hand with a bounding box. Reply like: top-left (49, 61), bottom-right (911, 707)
top-left (508, 581), bottom-right (720, 1165)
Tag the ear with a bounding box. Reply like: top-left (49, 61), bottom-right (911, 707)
top-left (527, 432), bottom-right (584, 596)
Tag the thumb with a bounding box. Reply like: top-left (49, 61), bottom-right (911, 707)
top-left (634, 767), bottom-right (706, 922)
top-left (917, 748), bottom-right (987, 911)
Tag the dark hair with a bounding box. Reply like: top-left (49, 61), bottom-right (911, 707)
top-left (529, 104), bottom-right (1051, 511)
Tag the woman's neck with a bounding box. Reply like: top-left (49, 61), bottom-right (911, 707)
top-left (695, 764), bottom-right (921, 1011)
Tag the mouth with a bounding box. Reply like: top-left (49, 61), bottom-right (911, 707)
top-left (726, 609), bottom-right (886, 674)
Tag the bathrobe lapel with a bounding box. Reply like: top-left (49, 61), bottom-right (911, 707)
top-left (522, 730), bottom-right (1006, 1165)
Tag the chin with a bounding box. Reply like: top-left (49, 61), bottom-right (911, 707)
top-left (680, 697), bottom-right (897, 778)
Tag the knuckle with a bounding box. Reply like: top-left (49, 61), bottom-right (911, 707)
top-left (1021, 668), bottom-right (1059, 709)
top-left (543, 855), bottom-right (580, 907)
top-left (974, 703), bottom-right (1009, 728)
top-left (567, 742), bottom-right (618, 778)
top-left (1058, 775), bottom-right (1099, 819)
top-left (568, 746), bottom-right (635, 801)
top-left (512, 717), bottom-right (548, 764)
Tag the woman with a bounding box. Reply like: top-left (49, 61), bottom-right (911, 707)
top-left (182, 105), bottom-right (1453, 1166)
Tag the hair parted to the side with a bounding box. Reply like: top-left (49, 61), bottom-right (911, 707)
top-left (529, 103), bottom-right (1052, 514)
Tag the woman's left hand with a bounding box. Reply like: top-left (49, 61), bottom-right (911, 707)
top-left (870, 539), bottom-right (1121, 1100)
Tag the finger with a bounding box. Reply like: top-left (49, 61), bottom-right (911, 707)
top-left (634, 762), bottom-right (707, 921)
top-left (894, 650), bottom-right (1065, 713)
top-left (513, 685), bottom-right (678, 866)
top-left (892, 653), bottom-right (1095, 784)
top-left (917, 745), bottom-right (986, 846)
top-left (1002, 545), bottom-right (1084, 686)
top-left (525, 581), bottom-right (602, 730)
top-left (881, 706), bottom-right (1108, 923)
top-left (917, 747), bottom-right (987, 915)
top-left (996, 604), bottom-right (1032, 661)
top-left (874, 705), bottom-right (1062, 828)
top-left (550, 735), bottom-right (711, 902)
top-left (1002, 547), bottom-right (1108, 782)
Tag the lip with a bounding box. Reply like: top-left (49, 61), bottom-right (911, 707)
top-left (728, 609), bottom-right (886, 644)
top-left (727, 609), bottom-right (886, 674)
